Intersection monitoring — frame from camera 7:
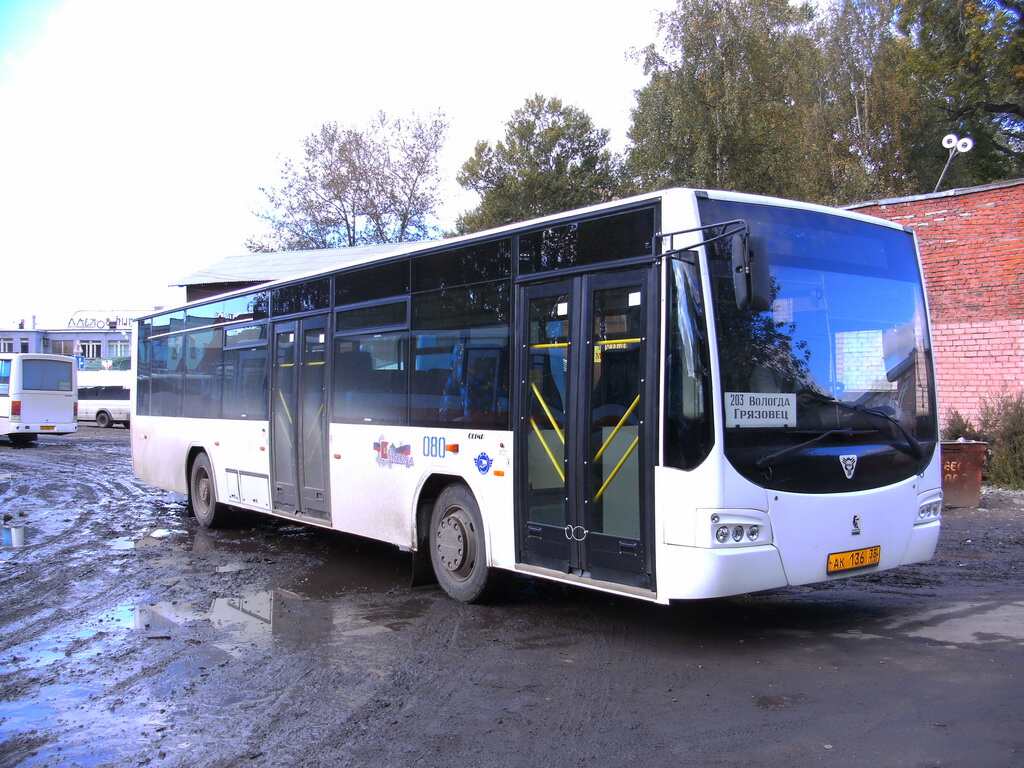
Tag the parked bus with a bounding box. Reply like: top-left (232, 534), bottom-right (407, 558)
top-left (1, 353), bottom-right (78, 445)
top-left (131, 188), bottom-right (941, 604)
top-left (77, 370), bottom-right (132, 428)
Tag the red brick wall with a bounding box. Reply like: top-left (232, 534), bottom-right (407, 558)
top-left (851, 181), bottom-right (1024, 429)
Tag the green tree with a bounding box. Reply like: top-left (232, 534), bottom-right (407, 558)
top-left (895, 0), bottom-right (1023, 189)
top-left (625, 0), bottom-right (835, 201)
top-left (456, 95), bottom-right (619, 234)
top-left (248, 112), bottom-right (447, 251)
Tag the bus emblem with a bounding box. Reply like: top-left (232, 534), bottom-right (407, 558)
top-left (839, 454), bottom-right (858, 479)
top-left (474, 452), bottom-right (493, 475)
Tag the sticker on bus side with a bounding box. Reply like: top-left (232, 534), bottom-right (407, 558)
top-left (374, 437), bottom-right (414, 468)
top-left (725, 392), bottom-right (796, 429)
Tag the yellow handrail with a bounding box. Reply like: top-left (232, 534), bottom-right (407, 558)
top-left (530, 342), bottom-right (570, 349)
top-left (594, 436), bottom-right (639, 502)
top-left (593, 394), bottom-right (641, 462)
top-left (530, 382), bottom-right (564, 444)
top-left (595, 337), bottom-right (642, 346)
top-left (530, 418), bottom-right (565, 482)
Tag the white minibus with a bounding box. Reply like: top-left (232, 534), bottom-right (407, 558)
top-left (0, 354), bottom-right (78, 445)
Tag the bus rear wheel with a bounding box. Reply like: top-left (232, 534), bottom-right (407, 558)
top-left (189, 452), bottom-right (229, 528)
top-left (96, 411), bottom-right (112, 428)
top-left (9, 434), bottom-right (37, 447)
top-left (429, 484), bottom-right (490, 603)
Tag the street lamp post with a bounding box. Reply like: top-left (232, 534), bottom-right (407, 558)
top-left (934, 134), bottom-right (974, 193)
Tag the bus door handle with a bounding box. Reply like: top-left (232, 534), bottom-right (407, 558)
top-left (526, 524), bottom-right (544, 539)
top-left (618, 540), bottom-right (639, 556)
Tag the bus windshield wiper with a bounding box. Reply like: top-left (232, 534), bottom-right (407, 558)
top-left (755, 428), bottom-right (868, 469)
top-left (797, 388), bottom-right (924, 459)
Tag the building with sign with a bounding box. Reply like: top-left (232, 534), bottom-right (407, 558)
top-left (0, 310), bottom-right (146, 370)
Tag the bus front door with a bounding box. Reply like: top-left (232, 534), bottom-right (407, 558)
top-left (517, 268), bottom-right (655, 590)
top-left (270, 316), bottom-right (330, 521)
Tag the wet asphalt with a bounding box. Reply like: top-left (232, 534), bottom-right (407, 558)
top-left (0, 427), bottom-right (1022, 768)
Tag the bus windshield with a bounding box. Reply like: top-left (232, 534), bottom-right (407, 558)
top-left (698, 197), bottom-right (938, 493)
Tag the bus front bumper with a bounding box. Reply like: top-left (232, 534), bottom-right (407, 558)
top-left (661, 520), bottom-right (941, 601)
top-left (8, 422), bottom-right (78, 436)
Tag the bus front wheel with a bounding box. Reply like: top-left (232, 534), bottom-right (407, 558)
top-left (189, 452), bottom-right (229, 529)
top-left (429, 484), bottom-right (490, 603)
top-left (96, 411), bottom-right (112, 428)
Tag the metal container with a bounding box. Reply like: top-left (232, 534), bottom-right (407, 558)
top-left (941, 441), bottom-right (988, 508)
top-left (1, 525), bottom-right (26, 547)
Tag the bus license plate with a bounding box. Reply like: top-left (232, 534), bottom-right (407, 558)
top-left (827, 545), bottom-right (881, 574)
top-left (40, 425), bottom-right (55, 431)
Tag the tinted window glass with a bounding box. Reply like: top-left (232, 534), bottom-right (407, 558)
top-left (222, 346), bottom-right (268, 419)
top-left (0, 359), bottom-right (9, 396)
top-left (412, 239), bottom-right (512, 291)
top-left (184, 329), bottom-right (223, 418)
top-left (150, 335), bottom-right (183, 416)
top-left (411, 281), bottom-right (509, 331)
top-left (518, 208), bottom-right (655, 274)
top-left (222, 292), bottom-right (269, 322)
top-left (333, 334), bottom-right (407, 424)
top-left (22, 360), bottom-right (73, 391)
top-left (665, 259), bottom-right (713, 470)
top-left (186, 301), bottom-right (221, 328)
top-left (335, 261), bottom-right (409, 305)
top-left (137, 321), bottom-right (151, 415)
top-left (336, 301), bottom-right (407, 333)
top-left (411, 327), bottom-right (509, 428)
top-left (272, 279), bottom-right (330, 316)
top-left (224, 324), bottom-right (267, 347)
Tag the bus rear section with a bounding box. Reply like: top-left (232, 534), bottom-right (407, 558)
top-left (0, 354), bottom-right (78, 443)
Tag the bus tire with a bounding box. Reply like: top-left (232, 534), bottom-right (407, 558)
top-left (96, 411), bottom-right (112, 428)
top-left (10, 434), bottom-right (37, 447)
top-left (189, 452), bottom-right (229, 529)
top-left (429, 483), bottom-right (490, 603)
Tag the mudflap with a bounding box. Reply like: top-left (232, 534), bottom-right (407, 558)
top-left (410, 547), bottom-right (437, 589)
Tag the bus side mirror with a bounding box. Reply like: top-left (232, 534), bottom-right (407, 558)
top-left (731, 233), bottom-right (772, 311)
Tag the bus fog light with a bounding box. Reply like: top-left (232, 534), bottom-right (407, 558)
top-left (731, 525), bottom-right (744, 542)
top-left (748, 525), bottom-right (759, 541)
top-left (716, 526), bottom-right (730, 544)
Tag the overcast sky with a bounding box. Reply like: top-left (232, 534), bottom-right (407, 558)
top-left (0, 0), bottom-right (674, 328)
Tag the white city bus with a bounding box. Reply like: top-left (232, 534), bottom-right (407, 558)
top-left (1, 353), bottom-right (78, 445)
top-left (77, 370), bottom-right (132, 428)
top-left (131, 188), bottom-right (942, 604)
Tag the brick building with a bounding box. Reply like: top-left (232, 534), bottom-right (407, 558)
top-left (847, 178), bottom-right (1024, 429)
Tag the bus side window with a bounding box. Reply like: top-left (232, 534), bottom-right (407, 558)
top-left (332, 334), bottom-right (407, 425)
top-left (0, 360), bottom-right (9, 396)
top-left (409, 280), bottom-right (510, 429)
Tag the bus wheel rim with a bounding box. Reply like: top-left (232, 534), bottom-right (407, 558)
top-left (436, 507), bottom-right (474, 580)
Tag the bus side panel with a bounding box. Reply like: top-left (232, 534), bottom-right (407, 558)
top-left (329, 424), bottom-right (514, 563)
top-left (132, 416), bottom-right (270, 501)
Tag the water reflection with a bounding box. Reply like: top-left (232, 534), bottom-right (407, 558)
top-left (131, 588), bottom-right (428, 654)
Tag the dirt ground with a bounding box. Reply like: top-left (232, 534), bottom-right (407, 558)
top-left (0, 427), bottom-right (1022, 768)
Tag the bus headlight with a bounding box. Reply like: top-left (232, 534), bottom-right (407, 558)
top-left (707, 511), bottom-right (772, 548)
top-left (916, 498), bottom-right (942, 524)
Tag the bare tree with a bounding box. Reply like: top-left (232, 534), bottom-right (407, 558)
top-left (247, 112), bottom-right (447, 252)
